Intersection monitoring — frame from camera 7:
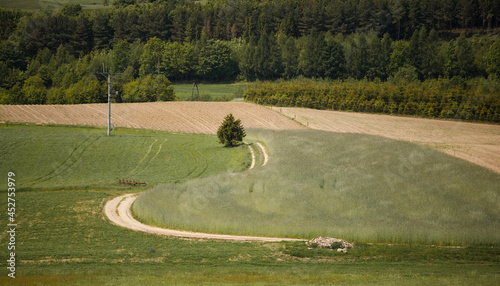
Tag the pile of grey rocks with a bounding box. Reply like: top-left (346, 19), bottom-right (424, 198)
top-left (307, 237), bottom-right (354, 253)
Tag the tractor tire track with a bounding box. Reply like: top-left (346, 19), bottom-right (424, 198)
top-left (190, 137), bottom-right (209, 178)
top-left (128, 138), bottom-right (170, 176)
top-left (33, 136), bottom-right (100, 184)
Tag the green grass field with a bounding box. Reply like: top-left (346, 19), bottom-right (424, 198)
top-left (1, 123), bottom-right (499, 285)
top-left (173, 83), bottom-right (248, 102)
top-left (135, 129), bottom-right (500, 245)
top-left (1, 189), bottom-right (499, 285)
top-left (0, 123), bottom-right (250, 190)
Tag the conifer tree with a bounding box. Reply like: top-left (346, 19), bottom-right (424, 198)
top-left (217, 113), bottom-right (246, 147)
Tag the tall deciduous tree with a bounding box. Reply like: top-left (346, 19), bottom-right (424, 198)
top-left (388, 40), bottom-right (409, 76)
top-left (197, 40), bottom-right (238, 81)
top-left (485, 41), bottom-right (500, 78)
top-left (111, 40), bottom-right (130, 74)
top-left (122, 74), bottom-right (176, 102)
top-left (22, 75), bottom-right (47, 104)
top-left (163, 42), bottom-right (196, 80)
top-left (139, 37), bottom-right (165, 77)
top-left (444, 34), bottom-right (476, 78)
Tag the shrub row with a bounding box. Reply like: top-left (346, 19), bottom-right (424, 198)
top-left (244, 78), bottom-right (500, 123)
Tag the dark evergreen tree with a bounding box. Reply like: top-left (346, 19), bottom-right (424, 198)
top-left (323, 35), bottom-right (346, 79)
top-left (389, 0), bottom-right (405, 39)
top-left (217, 113), bottom-right (246, 147)
top-left (92, 11), bottom-right (112, 50)
top-left (280, 35), bottom-right (299, 79)
top-left (239, 38), bottom-right (257, 81)
top-left (73, 13), bottom-right (94, 55)
top-left (254, 32), bottom-right (282, 80)
top-left (345, 32), bottom-right (370, 79)
top-left (299, 28), bottom-right (326, 78)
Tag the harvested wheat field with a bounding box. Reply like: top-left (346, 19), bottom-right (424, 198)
top-left (277, 107), bottom-right (500, 174)
top-left (0, 102), bottom-right (305, 133)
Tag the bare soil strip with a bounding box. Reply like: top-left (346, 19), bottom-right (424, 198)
top-left (104, 193), bottom-right (304, 242)
top-left (277, 107), bottom-right (500, 174)
top-left (0, 102), bottom-right (305, 133)
top-left (245, 142), bottom-right (256, 170)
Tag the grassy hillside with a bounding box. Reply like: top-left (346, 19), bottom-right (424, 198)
top-left (0, 123), bottom-right (250, 190)
top-left (134, 129), bottom-right (500, 245)
top-left (0, 123), bottom-right (498, 284)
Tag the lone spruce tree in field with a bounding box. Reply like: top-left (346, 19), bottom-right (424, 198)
top-left (217, 113), bottom-right (246, 147)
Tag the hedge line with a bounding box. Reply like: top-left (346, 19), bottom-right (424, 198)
top-left (244, 78), bottom-right (500, 123)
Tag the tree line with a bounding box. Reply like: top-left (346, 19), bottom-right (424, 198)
top-left (3, 0), bottom-right (500, 54)
top-left (0, 1), bottom-right (499, 109)
top-left (245, 78), bottom-right (500, 123)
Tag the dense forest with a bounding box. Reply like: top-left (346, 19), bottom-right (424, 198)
top-left (0, 0), bottom-right (499, 122)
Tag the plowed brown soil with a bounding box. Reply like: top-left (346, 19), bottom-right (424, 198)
top-left (0, 102), bottom-right (305, 133)
top-left (278, 107), bottom-right (500, 174)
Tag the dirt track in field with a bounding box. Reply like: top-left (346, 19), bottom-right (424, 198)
top-left (104, 193), bottom-right (304, 242)
top-left (104, 142), bottom-right (302, 241)
top-left (277, 107), bottom-right (500, 174)
top-left (0, 102), bottom-right (304, 133)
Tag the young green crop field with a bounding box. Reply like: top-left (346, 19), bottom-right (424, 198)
top-left (135, 129), bottom-right (500, 245)
top-left (1, 123), bottom-right (499, 285)
top-left (2, 189), bottom-right (499, 285)
top-left (173, 83), bottom-right (248, 102)
top-left (0, 123), bottom-right (250, 191)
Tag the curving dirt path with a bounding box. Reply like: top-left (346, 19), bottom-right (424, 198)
top-left (245, 142), bottom-right (256, 170)
top-left (104, 193), bottom-right (303, 242)
top-left (256, 142), bottom-right (269, 166)
top-left (104, 141), bottom-right (303, 242)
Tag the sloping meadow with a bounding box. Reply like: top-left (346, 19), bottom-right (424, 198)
top-left (0, 124), bottom-right (250, 190)
top-left (134, 129), bottom-right (500, 245)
